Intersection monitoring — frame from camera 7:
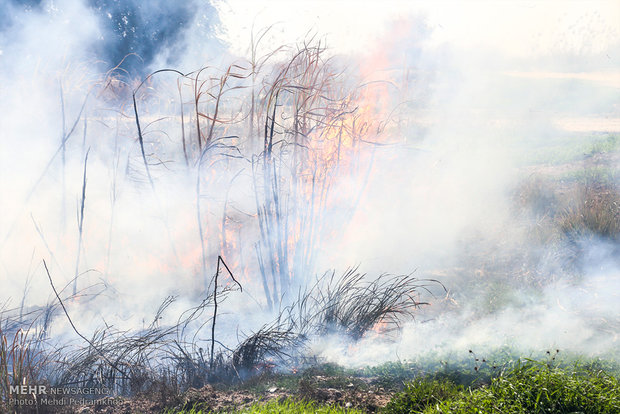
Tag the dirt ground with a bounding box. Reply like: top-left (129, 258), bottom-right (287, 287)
top-left (55, 374), bottom-right (394, 413)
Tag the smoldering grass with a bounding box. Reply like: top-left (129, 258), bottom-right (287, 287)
top-left (228, 268), bottom-right (444, 377)
top-left (248, 41), bottom-right (383, 308)
top-left (48, 259), bottom-right (245, 397)
top-left (56, 325), bottom-right (177, 394)
top-left (232, 318), bottom-right (301, 378)
top-left (52, 303), bottom-right (218, 396)
top-left (298, 267), bottom-right (445, 340)
top-left (120, 41), bottom-right (392, 315)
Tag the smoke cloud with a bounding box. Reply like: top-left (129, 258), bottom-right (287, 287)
top-left (0, 0), bottom-right (618, 369)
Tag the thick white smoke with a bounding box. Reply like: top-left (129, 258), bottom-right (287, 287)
top-left (0, 0), bottom-right (618, 366)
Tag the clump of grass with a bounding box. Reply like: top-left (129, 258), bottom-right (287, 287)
top-left (560, 165), bottom-right (618, 186)
top-left (52, 287), bottom-right (239, 398)
top-left (511, 167), bottom-right (619, 279)
top-left (298, 268), bottom-right (444, 341)
top-left (514, 175), bottom-right (560, 218)
top-left (383, 360), bottom-right (620, 414)
top-left (228, 269), bottom-right (442, 378)
top-left (560, 180), bottom-right (620, 242)
top-left (382, 378), bottom-right (464, 414)
top-left (232, 319), bottom-right (300, 377)
top-left (588, 134), bottom-right (620, 156)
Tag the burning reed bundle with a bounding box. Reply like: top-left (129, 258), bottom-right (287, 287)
top-left (251, 42), bottom-right (359, 306)
top-left (232, 317), bottom-right (300, 377)
top-left (296, 267), bottom-right (445, 340)
top-left (128, 39), bottom-right (388, 307)
top-left (230, 268), bottom-right (444, 374)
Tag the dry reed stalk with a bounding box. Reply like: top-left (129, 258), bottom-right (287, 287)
top-left (73, 148), bottom-right (90, 295)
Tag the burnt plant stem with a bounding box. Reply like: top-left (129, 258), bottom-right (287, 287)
top-left (193, 68), bottom-right (208, 152)
top-left (210, 258), bottom-right (220, 373)
top-left (255, 242), bottom-right (273, 311)
top-left (82, 114), bottom-right (88, 153)
top-left (132, 68), bottom-right (185, 189)
top-left (210, 256), bottom-right (242, 373)
top-left (132, 92), bottom-right (154, 189)
top-left (196, 150), bottom-right (208, 290)
top-left (106, 123), bottom-right (120, 276)
top-left (73, 148), bottom-right (90, 295)
top-left (178, 79), bottom-right (189, 166)
top-left (44, 260), bottom-right (125, 378)
top-left (60, 80), bottom-right (67, 229)
top-left (0, 89), bottom-right (89, 251)
top-left (132, 69), bottom-right (186, 268)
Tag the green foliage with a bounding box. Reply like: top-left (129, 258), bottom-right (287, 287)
top-left (360, 360), bottom-right (420, 390)
top-left (589, 134), bottom-right (620, 155)
top-left (520, 133), bottom-right (620, 166)
top-left (236, 398), bottom-right (365, 413)
top-left (560, 166), bottom-right (619, 188)
top-left (383, 360), bottom-right (620, 414)
top-left (170, 397), bottom-right (365, 413)
top-left (382, 378), bottom-right (464, 413)
top-left (165, 354), bottom-right (620, 413)
top-left (360, 347), bottom-right (519, 390)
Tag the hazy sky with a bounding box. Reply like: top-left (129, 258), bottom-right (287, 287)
top-left (214, 0), bottom-right (620, 61)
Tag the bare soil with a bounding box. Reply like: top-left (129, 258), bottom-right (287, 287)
top-left (48, 374), bottom-right (394, 413)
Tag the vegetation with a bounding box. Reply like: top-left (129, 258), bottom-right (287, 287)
top-left (518, 133), bottom-right (619, 167)
top-left (560, 180), bottom-right (620, 242)
top-left (157, 354), bottom-right (620, 413)
top-left (171, 398), bottom-right (365, 414)
top-left (2, 19), bottom-right (619, 414)
top-left (383, 360), bottom-right (620, 414)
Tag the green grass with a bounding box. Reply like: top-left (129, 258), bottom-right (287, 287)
top-left (359, 347), bottom-right (525, 389)
top-left (559, 165), bottom-right (619, 186)
top-left (236, 399), bottom-right (365, 413)
top-left (381, 378), bottom-right (464, 413)
top-left (171, 398), bottom-right (365, 413)
top-left (519, 133), bottom-right (620, 167)
top-left (589, 134), bottom-right (620, 155)
top-left (382, 360), bottom-right (620, 414)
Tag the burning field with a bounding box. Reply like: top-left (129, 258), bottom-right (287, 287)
top-left (1, 1), bottom-right (619, 413)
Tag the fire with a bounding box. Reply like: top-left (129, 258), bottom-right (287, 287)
top-left (36, 39), bottom-right (402, 308)
top-left (175, 42), bottom-right (401, 305)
